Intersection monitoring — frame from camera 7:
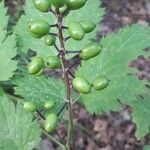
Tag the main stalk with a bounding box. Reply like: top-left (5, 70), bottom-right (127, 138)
top-left (56, 10), bottom-right (75, 150)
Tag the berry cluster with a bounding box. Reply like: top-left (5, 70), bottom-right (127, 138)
top-left (25, 0), bottom-right (110, 134)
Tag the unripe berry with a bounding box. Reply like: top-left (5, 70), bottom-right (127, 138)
top-left (80, 20), bottom-right (96, 33)
top-left (33, 0), bottom-right (51, 12)
top-left (68, 22), bottom-right (85, 41)
top-left (44, 113), bottom-right (57, 132)
top-left (50, 0), bottom-right (65, 8)
top-left (28, 20), bottom-right (50, 37)
top-left (45, 56), bottom-right (61, 69)
top-left (93, 75), bottom-right (109, 91)
top-left (81, 43), bottom-right (102, 60)
top-left (72, 76), bottom-right (91, 94)
top-left (23, 102), bottom-right (36, 112)
top-left (35, 68), bottom-right (43, 76)
top-left (43, 35), bottom-right (56, 46)
top-left (28, 56), bottom-right (44, 75)
top-left (66, 0), bottom-right (87, 10)
top-left (44, 101), bottom-right (55, 109)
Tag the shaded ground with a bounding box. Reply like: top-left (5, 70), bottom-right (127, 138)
top-left (6, 0), bottom-right (150, 149)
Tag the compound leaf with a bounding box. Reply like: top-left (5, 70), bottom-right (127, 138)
top-left (0, 2), bottom-right (17, 81)
top-left (76, 24), bottom-right (150, 139)
top-left (13, 74), bottom-right (66, 113)
top-left (0, 96), bottom-right (40, 150)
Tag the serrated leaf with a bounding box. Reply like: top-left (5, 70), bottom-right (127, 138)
top-left (0, 97), bottom-right (40, 150)
top-left (14, 0), bottom-right (56, 57)
top-left (0, 2), bottom-right (17, 81)
top-left (131, 95), bottom-right (150, 139)
top-left (65, 0), bottom-right (105, 54)
top-left (76, 24), bottom-right (150, 139)
top-left (0, 138), bottom-right (18, 150)
top-left (13, 74), bottom-right (66, 114)
top-left (0, 1), bottom-right (8, 40)
top-left (77, 24), bottom-right (150, 114)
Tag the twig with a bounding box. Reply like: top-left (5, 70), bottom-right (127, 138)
top-left (64, 36), bottom-right (71, 42)
top-left (62, 25), bottom-right (68, 29)
top-left (49, 32), bottom-right (58, 36)
top-left (54, 43), bottom-right (60, 52)
top-left (62, 8), bottom-right (70, 17)
top-left (57, 103), bottom-right (67, 116)
top-left (66, 50), bottom-right (81, 54)
top-left (67, 70), bottom-right (75, 78)
top-left (42, 129), bottom-right (66, 149)
top-left (49, 8), bottom-right (57, 16)
top-left (36, 110), bottom-right (45, 120)
top-left (75, 122), bottom-right (92, 135)
top-left (50, 24), bottom-right (58, 27)
top-left (55, 130), bottom-right (63, 143)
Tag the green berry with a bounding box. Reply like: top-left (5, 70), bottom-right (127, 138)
top-left (44, 113), bottom-right (57, 132)
top-left (33, 0), bottom-right (51, 12)
top-left (66, 0), bottom-right (87, 10)
top-left (28, 56), bottom-right (44, 74)
top-left (30, 32), bottom-right (43, 38)
top-left (81, 43), bottom-right (102, 60)
top-left (45, 56), bottom-right (61, 69)
top-left (44, 101), bottom-right (55, 109)
top-left (93, 75), bottom-right (109, 91)
top-left (43, 35), bottom-right (56, 46)
top-left (35, 68), bottom-right (43, 76)
top-left (23, 102), bottom-right (36, 112)
top-left (68, 22), bottom-right (85, 41)
top-left (50, 0), bottom-right (65, 8)
top-left (28, 20), bottom-right (50, 37)
top-left (72, 76), bottom-right (91, 94)
top-left (80, 20), bottom-right (96, 33)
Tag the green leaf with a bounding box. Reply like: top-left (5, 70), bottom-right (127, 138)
top-left (0, 138), bottom-right (18, 150)
top-left (131, 95), bottom-right (150, 139)
top-left (76, 24), bottom-right (150, 139)
top-left (0, 96), bottom-right (40, 150)
top-left (77, 24), bottom-right (150, 114)
top-left (0, 1), bottom-right (8, 40)
top-left (143, 145), bottom-right (150, 150)
top-left (14, 0), bottom-right (56, 57)
top-left (65, 0), bottom-right (105, 55)
top-left (0, 2), bottom-right (17, 81)
top-left (13, 74), bottom-right (66, 113)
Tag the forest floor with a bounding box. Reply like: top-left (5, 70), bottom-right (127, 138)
top-left (7, 0), bottom-right (150, 149)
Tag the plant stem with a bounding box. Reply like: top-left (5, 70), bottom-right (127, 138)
top-left (66, 50), bottom-right (81, 54)
top-left (56, 10), bottom-right (75, 150)
top-left (75, 122), bottom-right (92, 135)
top-left (57, 103), bottom-right (67, 116)
top-left (42, 129), bottom-right (66, 149)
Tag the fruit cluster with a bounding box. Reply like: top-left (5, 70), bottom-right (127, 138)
top-left (23, 100), bottom-right (57, 132)
top-left (73, 75), bottom-right (109, 94)
top-left (28, 56), bottom-right (61, 76)
top-left (26, 0), bottom-right (110, 133)
top-left (33, 0), bottom-right (87, 13)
